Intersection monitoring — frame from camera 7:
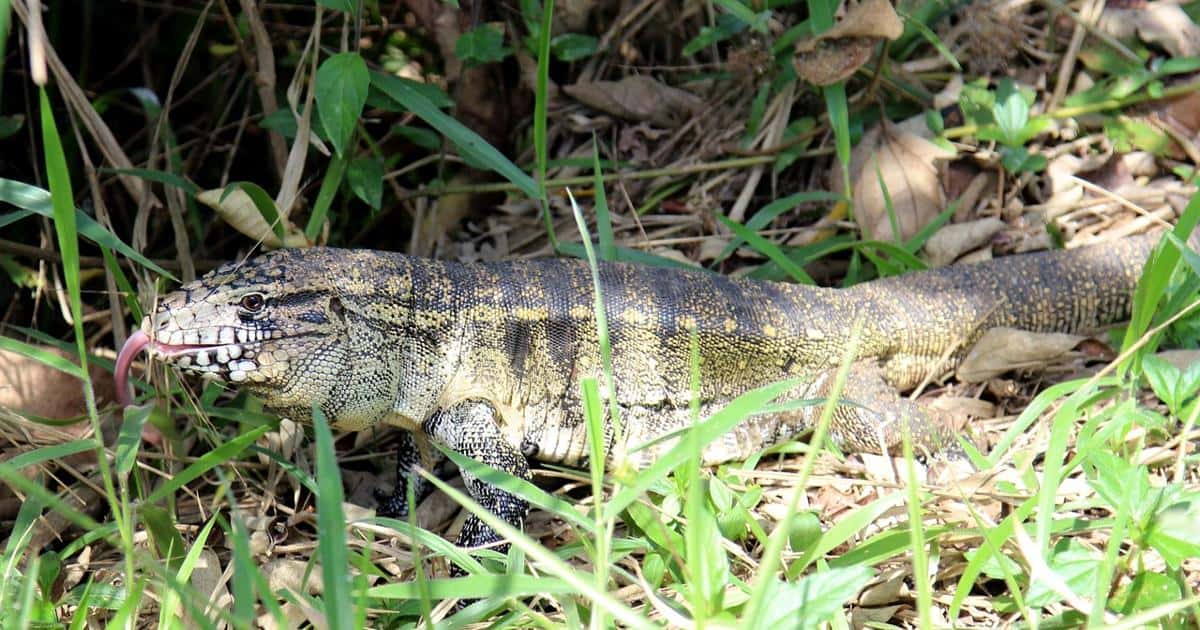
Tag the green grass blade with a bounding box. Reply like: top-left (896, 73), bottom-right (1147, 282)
top-left (1122, 190), bottom-right (1200, 356)
top-left (0, 482), bottom-right (44, 614)
top-left (305, 152), bottom-right (347, 240)
top-left (101, 167), bottom-right (200, 196)
top-left (0, 336), bottom-right (85, 378)
top-left (312, 406), bottom-right (353, 630)
top-left (370, 71), bottom-right (539, 199)
top-left (158, 515), bottom-right (220, 628)
top-left (67, 579), bottom-right (95, 630)
top-left (711, 190), bottom-right (844, 265)
top-left (100, 247), bottom-right (144, 323)
top-left (717, 214), bottom-right (816, 284)
top-left (591, 140), bottom-right (615, 261)
top-left (603, 378), bottom-right (798, 521)
top-left (901, 425), bottom-right (932, 628)
top-left (144, 425), bottom-right (272, 504)
top-left (226, 513), bottom-right (258, 627)
top-left (802, 492), bottom-right (907, 570)
top-left (14, 554), bottom-right (40, 630)
top-left (40, 88), bottom-right (85, 366)
top-left (367, 575), bottom-right (584, 599)
top-left (533, 0), bottom-right (557, 247)
top-left (368, 517), bottom-right (486, 574)
top-left (114, 404), bottom-right (152, 476)
top-left (0, 177), bottom-right (176, 279)
top-left (896, 9), bottom-right (960, 70)
top-left (437, 442), bottom-right (595, 533)
top-left (0, 207), bottom-right (34, 228)
top-left (418, 471), bottom-right (654, 629)
top-left (743, 319), bottom-right (865, 627)
top-left (825, 83), bottom-right (852, 195)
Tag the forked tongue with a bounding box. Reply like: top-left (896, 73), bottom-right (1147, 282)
top-left (115, 330), bottom-right (150, 406)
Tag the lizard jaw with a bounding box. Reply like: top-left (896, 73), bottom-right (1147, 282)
top-left (116, 329), bottom-right (258, 406)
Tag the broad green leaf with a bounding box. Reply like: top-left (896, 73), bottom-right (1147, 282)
top-left (455, 24), bottom-right (512, 66)
top-left (1111, 571), bottom-right (1184, 613)
top-left (114, 404), bottom-right (152, 476)
top-left (346, 156), bottom-right (384, 209)
top-left (683, 13), bottom-right (748, 56)
top-left (0, 114), bottom-right (24, 140)
top-left (1141, 354), bottom-right (1180, 410)
top-left (316, 52), bottom-right (369, 157)
top-left (1026, 539), bottom-right (1100, 608)
top-left (992, 90), bottom-right (1030, 147)
top-left (550, 33), bottom-right (598, 61)
top-left (142, 505), bottom-right (188, 570)
top-left (759, 566), bottom-right (873, 628)
top-left (1145, 497), bottom-right (1200, 569)
top-left (314, 0), bottom-right (355, 14)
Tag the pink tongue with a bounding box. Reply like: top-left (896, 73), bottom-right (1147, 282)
top-left (115, 330), bottom-right (150, 407)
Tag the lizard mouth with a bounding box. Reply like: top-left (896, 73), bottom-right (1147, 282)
top-left (115, 329), bottom-right (253, 406)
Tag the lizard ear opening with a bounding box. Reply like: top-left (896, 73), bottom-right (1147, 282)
top-left (328, 296), bottom-right (346, 323)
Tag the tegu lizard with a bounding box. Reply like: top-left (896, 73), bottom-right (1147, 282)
top-left (115, 231), bottom-right (1178, 552)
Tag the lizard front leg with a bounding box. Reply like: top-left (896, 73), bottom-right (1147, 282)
top-left (423, 398), bottom-right (531, 554)
top-left (708, 363), bottom-right (966, 464)
top-left (821, 363), bottom-right (965, 457)
top-left (375, 430), bottom-right (443, 518)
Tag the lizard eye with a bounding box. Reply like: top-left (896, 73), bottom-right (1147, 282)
top-left (239, 293), bottom-right (266, 312)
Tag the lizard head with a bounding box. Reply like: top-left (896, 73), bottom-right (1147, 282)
top-left (116, 248), bottom-right (350, 410)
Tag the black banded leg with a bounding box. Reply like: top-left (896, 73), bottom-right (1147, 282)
top-left (375, 430), bottom-right (441, 518)
top-left (424, 398), bottom-right (531, 554)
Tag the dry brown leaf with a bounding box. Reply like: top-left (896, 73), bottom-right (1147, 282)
top-left (0, 348), bottom-right (117, 420)
top-left (858, 569), bottom-right (907, 606)
top-left (257, 604), bottom-right (310, 630)
top-left (196, 188), bottom-right (308, 249)
top-left (851, 606), bottom-right (905, 628)
top-left (923, 217), bottom-right (1005, 267)
top-left (1155, 349), bottom-right (1200, 371)
top-left (793, 0), bottom-right (903, 86)
top-left (564, 75), bottom-right (703, 127)
top-left (187, 550), bottom-right (232, 626)
top-left (1043, 153), bottom-right (1103, 220)
top-left (850, 123), bottom-right (955, 242)
top-left (957, 327), bottom-right (1085, 383)
top-left (926, 395), bottom-right (997, 419)
top-left (265, 558), bottom-right (323, 595)
top-left (794, 38), bottom-right (877, 86)
top-left (1099, 2), bottom-right (1200, 58)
